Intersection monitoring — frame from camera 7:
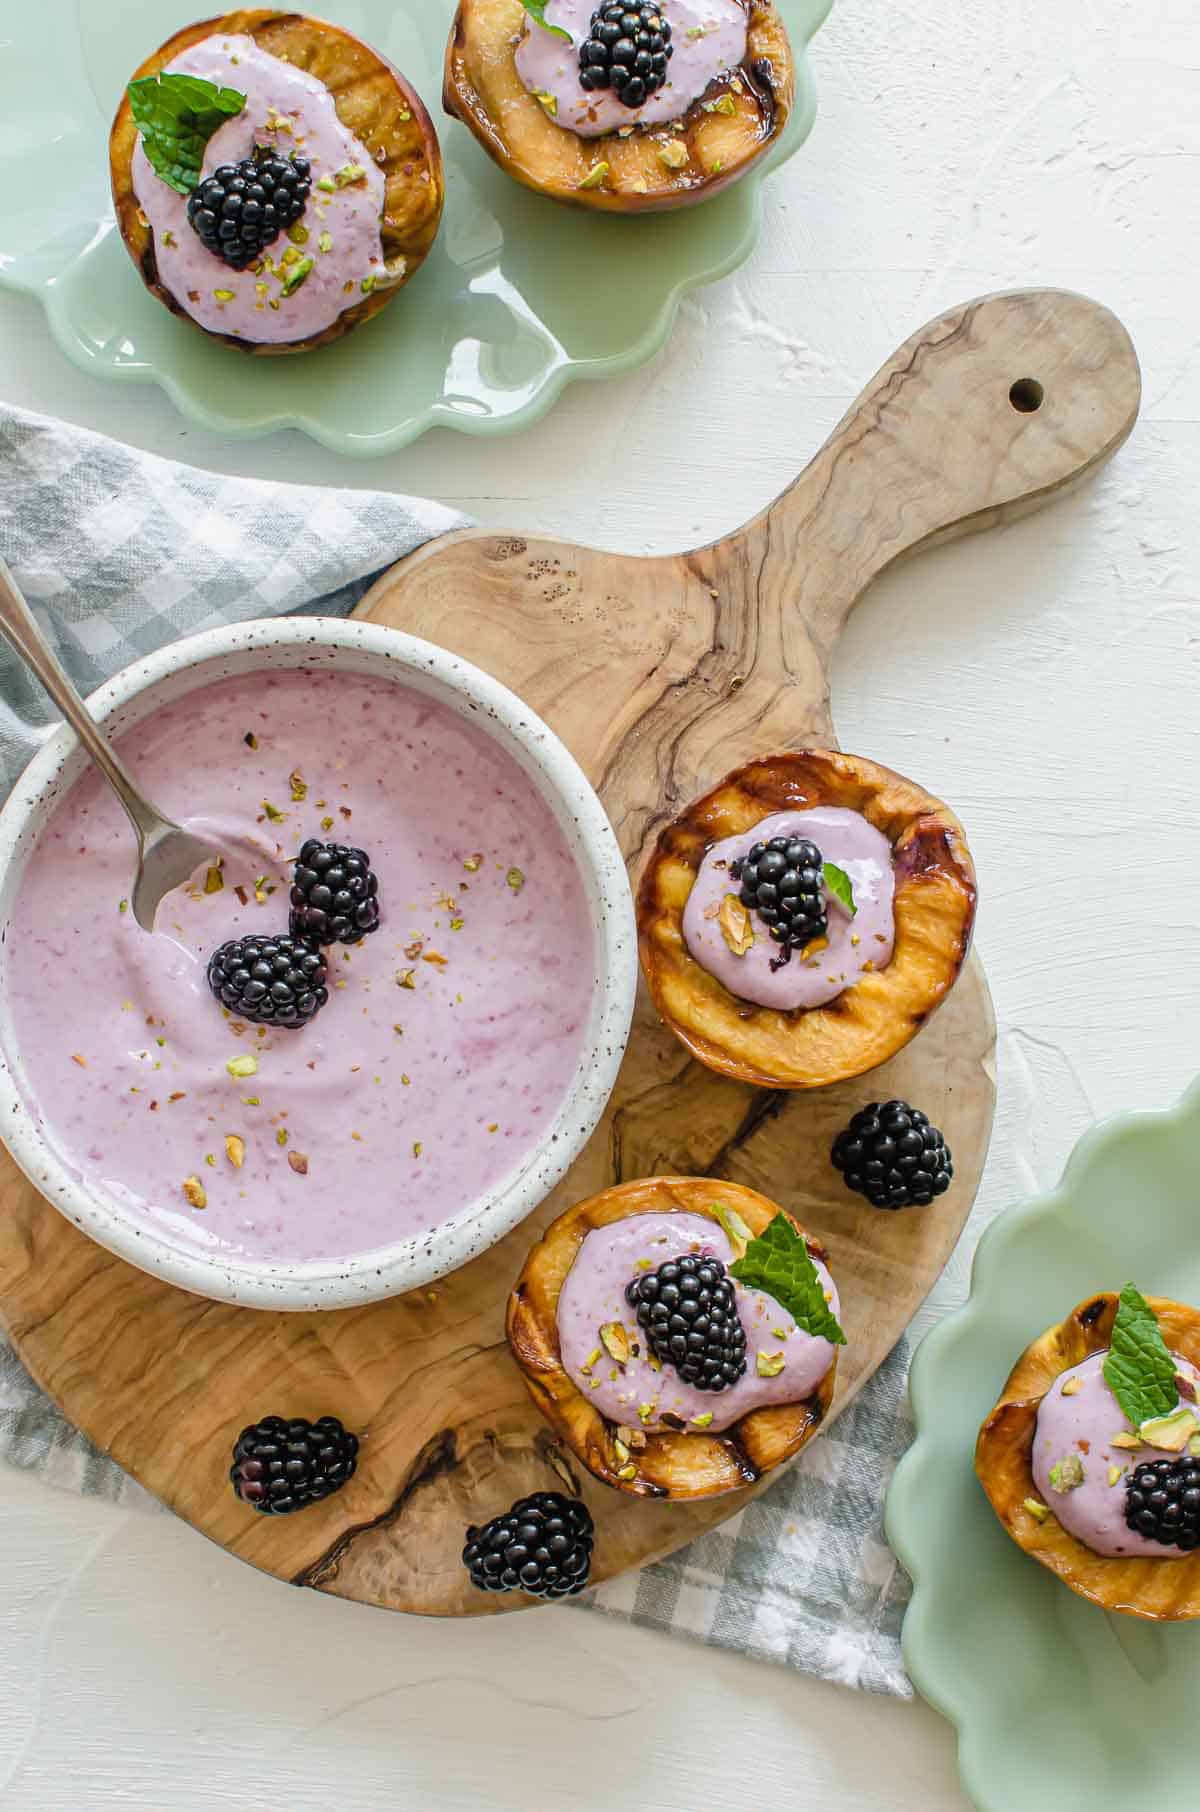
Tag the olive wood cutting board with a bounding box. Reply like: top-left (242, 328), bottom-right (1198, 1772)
top-left (0, 289), bottom-right (1140, 1615)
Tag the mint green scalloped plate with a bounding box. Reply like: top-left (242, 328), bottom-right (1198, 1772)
top-left (0, 0), bottom-right (829, 456)
top-left (887, 1080), bottom-right (1200, 1812)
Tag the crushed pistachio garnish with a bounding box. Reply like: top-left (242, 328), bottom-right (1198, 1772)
top-left (287, 1151), bottom-right (309, 1176)
top-left (634, 1257), bottom-right (652, 1272)
top-left (718, 894), bottom-right (754, 957)
top-left (691, 1412), bottom-right (714, 1429)
top-left (287, 222), bottom-right (310, 246)
top-left (243, 731), bottom-right (259, 750)
top-left (711, 159), bottom-right (724, 174)
top-left (71, 1053), bottom-right (87, 1068)
top-left (658, 141), bottom-right (688, 169)
top-left (1048, 1454), bottom-right (1085, 1493)
top-left (318, 231), bottom-right (334, 254)
top-left (226, 1053), bottom-right (259, 1079)
top-left (600, 1322), bottom-right (631, 1366)
top-left (225, 1134), bottom-right (246, 1170)
top-left (463, 854), bottom-right (483, 872)
top-left (702, 94), bottom-right (737, 115)
top-left (335, 162), bottom-right (368, 187)
top-left (163, 229), bottom-right (177, 247)
top-left (1108, 1464), bottom-right (1124, 1487)
top-left (361, 273), bottom-right (378, 294)
top-left (770, 1326), bottom-right (789, 1340)
top-left (118, 899), bottom-right (128, 914)
top-left (204, 1153), bottom-right (217, 1168)
top-left (396, 969), bottom-right (417, 990)
top-left (1110, 1430), bottom-right (1142, 1449)
top-left (506, 867), bottom-right (525, 893)
top-left (637, 1402), bottom-right (654, 1424)
top-left (275, 1128), bottom-right (288, 1147)
top-left (182, 1176), bottom-right (207, 1210)
top-left (1139, 1408), bottom-right (1198, 1451)
top-left (320, 814), bottom-right (334, 831)
top-left (613, 1438), bottom-right (631, 1464)
top-left (262, 800), bottom-right (286, 823)
top-left (1061, 1376), bottom-right (1083, 1397)
top-left (242, 1096), bottom-right (260, 1107)
top-left (213, 288), bottom-right (236, 302)
top-left (533, 90), bottom-right (558, 115)
top-left (578, 162), bottom-right (610, 191)
top-left (412, 1141), bottom-right (423, 1158)
top-left (204, 862), bottom-right (225, 894)
top-left (316, 174), bottom-right (336, 193)
top-left (423, 950), bottom-right (448, 967)
top-left (757, 1352), bottom-right (786, 1378)
top-left (281, 257), bottom-right (315, 297)
top-left (289, 770), bottom-right (307, 802)
top-left (616, 1464), bottom-right (638, 1481)
top-left (1023, 1497), bottom-right (1050, 1523)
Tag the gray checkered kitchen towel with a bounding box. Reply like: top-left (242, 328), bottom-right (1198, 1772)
top-left (0, 403), bottom-right (913, 1697)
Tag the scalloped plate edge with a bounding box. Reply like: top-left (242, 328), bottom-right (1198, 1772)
top-left (885, 1076), bottom-right (1200, 1811)
top-left (7, 1), bottom-right (831, 457)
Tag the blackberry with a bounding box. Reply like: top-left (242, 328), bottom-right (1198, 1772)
top-left (625, 1252), bottom-right (747, 1391)
top-left (186, 149), bottom-right (312, 271)
top-left (463, 1491), bottom-right (594, 1598)
top-left (1124, 1456), bottom-right (1200, 1550)
top-left (578, 2), bottom-right (673, 110)
top-left (230, 1414), bottom-right (358, 1515)
top-left (206, 932), bottom-right (328, 1029)
top-left (832, 1100), bottom-right (953, 1209)
top-left (730, 834), bottom-right (827, 966)
top-left (289, 839), bottom-right (380, 946)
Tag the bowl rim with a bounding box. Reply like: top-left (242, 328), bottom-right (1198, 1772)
top-left (0, 616), bottom-right (637, 1310)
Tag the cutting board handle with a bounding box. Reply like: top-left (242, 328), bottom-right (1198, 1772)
top-left (709, 288), bottom-right (1141, 660)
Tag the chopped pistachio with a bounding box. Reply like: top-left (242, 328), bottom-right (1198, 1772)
top-left (335, 162), bottom-right (368, 187)
top-left (600, 1322), bottom-right (631, 1366)
top-left (1022, 1497), bottom-right (1050, 1524)
top-left (506, 867), bottom-right (526, 893)
top-left (1048, 1454), bottom-right (1085, 1493)
top-left (243, 731), bottom-right (259, 750)
top-left (658, 140), bottom-right (688, 169)
top-left (1109, 1431), bottom-right (1142, 1449)
top-left (162, 229), bottom-right (177, 247)
top-left (225, 1053), bottom-right (259, 1080)
top-left (242, 1096), bottom-right (260, 1107)
top-left (690, 1411), bottom-right (714, 1429)
top-left (287, 1150), bottom-right (309, 1176)
top-left (533, 89), bottom-right (558, 116)
top-left (316, 174), bottom-right (336, 193)
top-left (318, 231), bottom-right (334, 254)
top-left (1060, 1376), bottom-right (1083, 1397)
top-left (396, 969), bottom-right (417, 989)
top-left (718, 894), bottom-right (754, 956)
top-left (711, 159), bottom-right (724, 174)
top-left (634, 1257), bottom-right (652, 1272)
top-left (423, 950), bottom-right (448, 967)
top-left (450, 916), bottom-right (465, 931)
top-left (464, 854), bottom-right (483, 872)
top-left (617, 1424), bottom-right (647, 1451)
top-left (287, 222), bottom-right (310, 245)
top-left (1139, 1408), bottom-right (1197, 1451)
top-left (616, 1464), bottom-right (638, 1481)
top-left (637, 1402), bottom-right (654, 1424)
top-left (771, 1326), bottom-right (789, 1340)
top-left (412, 1141), bottom-right (422, 1158)
top-left (757, 1351), bottom-right (786, 1378)
top-left (71, 1053), bottom-right (87, 1068)
top-left (613, 1438), bottom-right (631, 1464)
top-left (289, 770), bottom-right (307, 802)
top-left (204, 1153), bottom-right (217, 1168)
top-left (361, 273), bottom-right (378, 294)
top-left (1108, 1464), bottom-right (1124, 1487)
top-left (213, 288), bottom-right (236, 302)
top-left (204, 862), bottom-right (224, 894)
top-left (280, 256), bottom-right (315, 297)
top-left (702, 94), bottom-right (737, 115)
top-left (182, 1176), bottom-right (207, 1210)
top-left (581, 1347), bottom-right (602, 1373)
top-left (118, 899), bottom-right (128, 914)
top-left (577, 162), bottom-right (610, 192)
top-left (712, 1200), bottom-right (753, 1256)
top-left (261, 800), bottom-right (286, 823)
top-left (276, 1127), bottom-right (288, 1147)
top-left (225, 1134), bottom-right (246, 1170)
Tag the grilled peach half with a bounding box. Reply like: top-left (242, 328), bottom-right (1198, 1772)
top-left (110, 9), bottom-right (444, 353)
top-left (507, 1177), bottom-right (838, 1501)
top-left (444, 0), bottom-right (794, 212)
top-left (637, 750), bottom-right (977, 1089)
top-left (976, 1293), bottom-right (1200, 1621)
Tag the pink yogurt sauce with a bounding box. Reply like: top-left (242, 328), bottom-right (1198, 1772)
top-left (4, 667), bottom-right (594, 1264)
top-left (515, 0), bottom-right (748, 138)
top-left (1032, 1349), bottom-right (1200, 1558)
top-left (131, 35), bottom-right (386, 344)
top-left (682, 808), bottom-right (895, 1011)
top-left (556, 1211), bottom-right (839, 1433)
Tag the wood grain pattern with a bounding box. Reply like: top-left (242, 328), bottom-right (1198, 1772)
top-left (0, 289), bottom-right (1139, 1616)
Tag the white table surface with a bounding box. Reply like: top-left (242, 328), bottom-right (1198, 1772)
top-left (2, 0), bottom-right (1198, 1805)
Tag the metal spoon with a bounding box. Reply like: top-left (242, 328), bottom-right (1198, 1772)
top-left (0, 556), bottom-right (213, 931)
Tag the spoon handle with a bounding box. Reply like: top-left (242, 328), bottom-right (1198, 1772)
top-left (0, 557), bottom-right (161, 841)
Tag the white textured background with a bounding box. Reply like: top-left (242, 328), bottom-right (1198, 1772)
top-left (1, 0), bottom-right (1198, 1805)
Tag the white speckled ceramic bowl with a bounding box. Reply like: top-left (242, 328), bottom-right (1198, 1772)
top-left (0, 618), bottom-right (637, 1311)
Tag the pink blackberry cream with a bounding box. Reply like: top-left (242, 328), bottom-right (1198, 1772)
top-left (1032, 1350), bottom-right (1200, 1558)
top-left (556, 1211), bottom-right (839, 1432)
top-left (131, 35), bottom-right (386, 345)
top-left (515, 0), bottom-right (748, 139)
top-left (682, 808), bottom-right (895, 1011)
top-left (3, 667), bottom-right (596, 1265)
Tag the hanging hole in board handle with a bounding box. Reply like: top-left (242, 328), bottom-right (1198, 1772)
top-left (1009, 377), bottom-right (1045, 413)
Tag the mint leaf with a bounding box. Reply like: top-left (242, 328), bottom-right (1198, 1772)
top-left (823, 861), bottom-right (856, 917)
top-left (519, 0), bottom-right (572, 41)
top-left (1103, 1283), bottom-right (1178, 1428)
top-left (128, 72), bottom-right (246, 196)
top-left (730, 1213), bottom-right (846, 1345)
